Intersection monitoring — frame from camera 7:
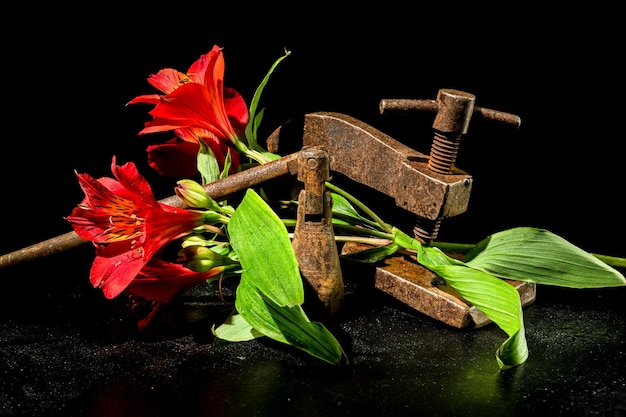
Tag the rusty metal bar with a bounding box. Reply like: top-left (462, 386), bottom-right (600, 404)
top-left (0, 153), bottom-right (299, 270)
top-left (379, 97), bottom-right (522, 128)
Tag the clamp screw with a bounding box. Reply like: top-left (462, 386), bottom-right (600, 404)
top-left (380, 89), bottom-right (521, 174)
top-left (380, 89), bottom-right (521, 242)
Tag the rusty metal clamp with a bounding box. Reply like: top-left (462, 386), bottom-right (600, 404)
top-left (291, 147), bottom-right (344, 318)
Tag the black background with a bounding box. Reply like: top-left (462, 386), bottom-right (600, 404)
top-left (2, 5), bottom-right (624, 260)
top-left (1, 5), bottom-right (625, 416)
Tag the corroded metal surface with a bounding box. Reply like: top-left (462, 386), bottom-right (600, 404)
top-left (292, 147), bottom-right (344, 318)
top-left (379, 89), bottom-right (521, 242)
top-left (299, 112), bottom-right (473, 221)
top-left (343, 242), bottom-right (536, 329)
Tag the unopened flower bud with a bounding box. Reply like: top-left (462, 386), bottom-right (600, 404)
top-left (176, 179), bottom-right (219, 209)
top-left (179, 245), bottom-right (216, 261)
top-left (184, 258), bottom-right (220, 273)
top-left (181, 234), bottom-right (214, 248)
top-left (179, 245), bottom-right (237, 272)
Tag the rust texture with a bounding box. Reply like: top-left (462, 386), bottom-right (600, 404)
top-left (343, 242), bottom-right (536, 329)
top-left (380, 89), bottom-right (521, 242)
top-left (0, 231), bottom-right (86, 270)
top-left (291, 147), bottom-right (344, 318)
top-left (299, 112), bottom-right (473, 221)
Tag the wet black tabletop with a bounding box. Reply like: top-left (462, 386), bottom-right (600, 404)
top-left (1, 247), bottom-right (625, 417)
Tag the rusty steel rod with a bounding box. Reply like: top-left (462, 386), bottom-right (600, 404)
top-left (379, 98), bottom-right (522, 128)
top-left (0, 152), bottom-right (299, 271)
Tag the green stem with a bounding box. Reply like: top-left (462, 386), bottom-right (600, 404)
top-left (325, 182), bottom-right (392, 234)
top-left (428, 241), bottom-right (475, 254)
top-left (333, 223), bottom-right (394, 240)
top-left (592, 254), bottom-right (626, 269)
top-left (334, 236), bottom-right (393, 246)
top-left (282, 217), bottom-right (393, 241)
top-left (245, 148), bottom-right (273, 165)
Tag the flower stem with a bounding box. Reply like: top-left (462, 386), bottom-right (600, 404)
top-left (332, 223), bottom-right (393, 240)
top-left (590, 253), bottom-right (626, 269)
top-left (428, 241), bottom-right (475, 254)
top-left (245, 149), bottom-right (273, 165)
top-left (325, 182), bottom-right (392, 234)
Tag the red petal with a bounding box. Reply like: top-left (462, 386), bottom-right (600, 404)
top-left (147, 140), bottom-right (200, 177)
top-left (224, 87), bottom-right (249, 129)
top-left (111, 158), bottom-right (159, 206)
top-left (126, 259), bottom-right (221, 303)
top-left (90, 245), bottom-right (148, 298)
top-left (127, 94), bottom-right (163, 106)
top-left (147, 68), bottom-right (188, 94)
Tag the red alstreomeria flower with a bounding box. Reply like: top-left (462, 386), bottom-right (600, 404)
top-left (66, 156), bottom-right (208, 299)
top-left (127, 44), bottom-right (254, 174)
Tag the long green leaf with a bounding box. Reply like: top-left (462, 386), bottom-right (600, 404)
top-left (228, 189), bottom-right (303, 306)
top-left (331, 193), bottom-right (377, 228)
top-left (421, 250), bottom-right (528, 369)
top-left (465, 227), bottom-right (626, 288)
top-left (225, 189), bottom-right (345, 364)
top-left (394, 228), bottom-right (528, 369)
top-left (235, 280), bottom-right (345, 364)
top-left (245, 49), bottom-right (291, 152)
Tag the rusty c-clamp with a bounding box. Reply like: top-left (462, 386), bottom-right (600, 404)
top-left (268, 88), bottom-right (533, 328)
top-left (269, 110), bottom-right (472, 244)
top-left (267, 110), bottom-right (477, 322)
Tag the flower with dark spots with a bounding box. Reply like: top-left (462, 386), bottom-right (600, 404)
top-left (66, 156), bottom-right (207, 299)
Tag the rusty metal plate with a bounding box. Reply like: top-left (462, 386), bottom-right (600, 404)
top-left (342, 242), bottom-right (536, 329)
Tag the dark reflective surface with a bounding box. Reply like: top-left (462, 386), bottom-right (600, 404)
top-left (1, 251), bottom-right (625, 417)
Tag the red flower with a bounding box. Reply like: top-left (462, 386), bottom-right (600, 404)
top-left (128, 45), bottom-right (249, 162)
top-left (128, 259), bottom-right (224, 303)
top-left (125, 258), bottom-right (226, 331)
top-left (66, 156), bottom-right (207, 299)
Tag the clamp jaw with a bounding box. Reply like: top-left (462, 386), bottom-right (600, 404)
top-left (268, 89), bottom-right (533, 328)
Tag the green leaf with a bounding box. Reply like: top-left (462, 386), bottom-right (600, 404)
top-left (220, 149), bottom-right (233, 180)
top-left (245, 49), bottom-right (291, 152)
top-left (228, 189), bottom-right (303, 306)
top-left (225, 189), bottom-right (345, 364)
top-left (331, 193), bottom-right (365, 221)
top-left (250, 108), bottom-right (265, 148)
top-left (331, 193), bottom-right (379, 228)
top-left (212, 312), bottom-right (264, 342)
top-left (235, 279), bottom-right (346, 364)
top-left (420, 250), bottom-right (528, 370)
top-left (496, 325), bottom-right (528, 370)
top-left (465, 227), bottom-right (626, 288)
top-left (392, 228), bottom-right (528, 369)
top-left (341, 243), bottom-right (400, 263)
top-left (197, 140), bottom-right (220, 185)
